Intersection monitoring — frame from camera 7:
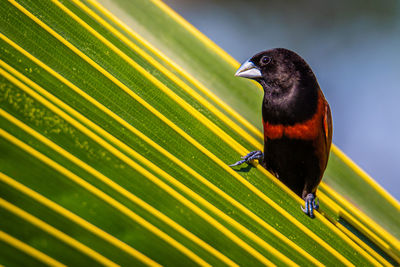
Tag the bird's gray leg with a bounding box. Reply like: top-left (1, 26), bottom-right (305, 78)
top-left (229, 150), bottom-right (264, 167)
top-left (301, 193), bottom-right (319, 218)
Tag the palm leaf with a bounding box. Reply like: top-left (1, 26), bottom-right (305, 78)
top-left (0, 0), bottom-right (399, 266)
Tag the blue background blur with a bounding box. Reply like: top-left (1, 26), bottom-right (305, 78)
top-left (165, 0), bottom-right (400, 200)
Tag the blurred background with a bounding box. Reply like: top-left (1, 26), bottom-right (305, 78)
top-left (164, 0), bottom-right (400, 200)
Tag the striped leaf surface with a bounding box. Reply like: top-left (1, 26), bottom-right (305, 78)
top-left (0, 0), bottom-right (399, 266)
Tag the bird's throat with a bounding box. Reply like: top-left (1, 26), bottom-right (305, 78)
top-left (261, 82), bottom-right (319, 125)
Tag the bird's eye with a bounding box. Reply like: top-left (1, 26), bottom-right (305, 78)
top-left (261, 56), bottom-right (271, 65)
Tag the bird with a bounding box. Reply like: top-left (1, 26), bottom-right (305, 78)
top-left (230, 48), bottom-right (332, 218)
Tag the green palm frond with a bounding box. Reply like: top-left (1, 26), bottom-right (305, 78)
top-left (1, 0), bottom-right (399, 266)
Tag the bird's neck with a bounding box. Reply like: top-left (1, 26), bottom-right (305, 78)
top-left (261, 78), bottom-right (319, 125)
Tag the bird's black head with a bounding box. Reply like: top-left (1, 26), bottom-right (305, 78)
top-left (236, 48), bottom-right (320, 124)
top-left (236, 48), bottom-right (316, 94)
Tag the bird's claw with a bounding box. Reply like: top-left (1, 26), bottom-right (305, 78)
top-left (229, 159), bottom-right (247, 167)
top-left (229, 150), bottom-right (263, 167)
top-left (301, 193), bottom-right (319, 218)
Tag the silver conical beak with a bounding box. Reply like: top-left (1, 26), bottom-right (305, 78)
top-left (235, 59), bottom-right (262, 79)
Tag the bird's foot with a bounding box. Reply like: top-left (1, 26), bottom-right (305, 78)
top-left (301, 193), bottom-right (319, 218)
top-left (229, 150), bottom-right (263, 167)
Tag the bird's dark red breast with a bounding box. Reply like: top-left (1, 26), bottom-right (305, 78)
top-left (263, 93), bottom-right (327, 140)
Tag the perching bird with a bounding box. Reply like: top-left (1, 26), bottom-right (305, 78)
top-left (230, 48), bottom-right (332, 218)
